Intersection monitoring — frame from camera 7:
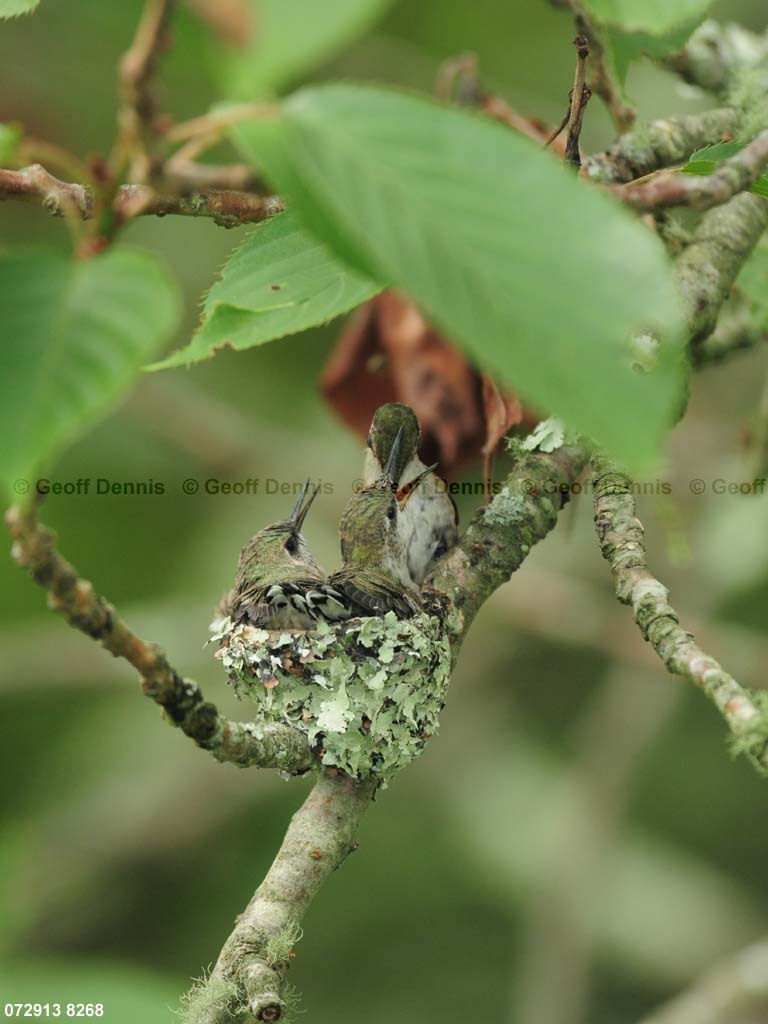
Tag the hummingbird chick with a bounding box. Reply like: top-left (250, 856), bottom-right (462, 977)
top-left (328, 430), bottom-right (435, 618)
top-left (223, 481), bottom-right (347, 629)
top-left (363, 403), bottom-right (458, 584)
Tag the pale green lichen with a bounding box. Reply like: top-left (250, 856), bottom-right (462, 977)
top-left (212, 613), bottom-right (451, 784)
top-left (178, 970), bottom-right (240, 1024)
top-left (264, 920), bottom-right (303, 968)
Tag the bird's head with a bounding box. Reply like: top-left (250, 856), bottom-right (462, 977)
top-left (366, 403), bottom-right (421, 482)
top-left (340, 430), bottom-right (435, 585)
top-left (239, 481), bottom-right (321, 579)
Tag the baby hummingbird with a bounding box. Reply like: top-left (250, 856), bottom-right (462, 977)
top-left (223, 481), bottom-right (346, 629)
top-left (328, 429), bottom-right (435, 618)
top-left (363, 403), bottom-right (458, 584)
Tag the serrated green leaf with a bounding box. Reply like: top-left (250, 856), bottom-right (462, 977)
top-left (149, 211), bottom-right (379, 371)
top-left (0, 0), bottom-right (39, 16)
top-left (221, 0), bottom-right (393, 99)
top-left (683, 141), bottom-right (768, 199)
top-left (0, 247), bottom-right (180, 491)
top-left (234, 84), bottom-right (685, 468)
top-left (582, 0), bottom-right (713, 35)
top-left (0, 123), bottom-right (22, 163)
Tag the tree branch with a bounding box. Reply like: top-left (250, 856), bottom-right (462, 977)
top-left (5, 502), bottom-right (312, 772)
top-left (692, 294), bottom-right (767, 366)
top-left (675, 193), bottom-right (768, 346)
top-left (426, 444), bottom-right (591, 648)
top-left (584, 109), bottom-right (739, 185)
top-left (186, 773), bottom-right (375, 1024)
top-left (637, 939), bottom-right (768, 1024)
top-left (0, 164), bottom-right (283, 228)
top-left (613, 129), bottom-right (768, 211)
top-left (664, 20), bottom-right (768, 95)
top-left (113, 0), bottom-right (176, 183)
top-left (592, 456), bottom-right (768, 774)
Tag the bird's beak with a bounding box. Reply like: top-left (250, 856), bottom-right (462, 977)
top-left (380, 427), bottom-right (403, 487)
top-left (396, 464), bottom-right (438, 507)
top-left (288, 480), bottom-right (310, 525)
top-left (294, 482), bottom-right (321, 532)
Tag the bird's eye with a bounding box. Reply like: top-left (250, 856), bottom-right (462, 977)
top-left (386, 505), bottom-right (396, 521)
top-left (285, 535), bottom-right (299, 554)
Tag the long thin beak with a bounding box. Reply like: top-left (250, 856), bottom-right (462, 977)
top-left (294, 482), bottom-right (321, 531)
top-left (380, 427), bottom-right (403, 486)
top-left (396, 464), bottom-right (438, 506)
top-left (288, 480), bottom-right (310, 525)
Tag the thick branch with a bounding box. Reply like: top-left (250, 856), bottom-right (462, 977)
top-left (0, 164), bottom-right (283, 228)
top-left (665, 20), bottom-right (768, 95)
top-left (592, 457), bottom-right (768, 774)
top-left (675, 192), bottom-right (768, 345)
top-left (614, 129), bottom-right (768, 211)
top-left (584, 109), bottom-right (739, 185)
top-left (426, 444), bottom-right (590, 648)
top-left (693, 294), bottom-right (767, 366)
top-left (186, 773), bottom-right (375, 1024)
top-left (5, 503), bottom-right (312, 772)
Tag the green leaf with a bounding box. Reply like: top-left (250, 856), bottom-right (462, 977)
top-left (0, 122), bottom-right (22, 163)
top-left (0, 0), bottom-right (39, 16)
top-left (149, 211), bottom-right (379, 371)
top-left (581, 0), bottom-right (713, 35)
top-left (222, 0), bottom-right (393, 99)
top-left (234, 85), bottom-right (684, 468)
top-left (0, 247), bottom-right (180, 491)
top-left (604, 16), bottom-right (703, 87)
top-left (683, 141), bottom-right (768, 200)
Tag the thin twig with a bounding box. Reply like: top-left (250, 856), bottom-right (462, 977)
top-left (5, 502), bottom-right (312, 773)
top-left (0, 164), bottom-right (283, 228)
top-left (113, 0), bottom-right (176, 184)
top-left (614, 129), bottom-right (768, 210)
top-left (592, 456), bottom-right (768, 774)
top-left (564, 35), bottom-right (591, 167)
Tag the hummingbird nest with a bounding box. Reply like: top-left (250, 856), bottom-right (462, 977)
top-left (210, 612), bottom-right (452, 784)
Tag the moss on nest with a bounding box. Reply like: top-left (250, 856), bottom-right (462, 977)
top-left (211, 612), bottom-right (451, 784)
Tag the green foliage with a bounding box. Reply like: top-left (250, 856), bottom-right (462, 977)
top-left (581, 0), bottom-right (713, 35)
top-left (603, 16), bottom-right (703, 88)
top-left (684, 141), bottom-right (768, 198)
top-left (150, 211), bottom-right (379, 370)
top-left (0, 122), bottom-right (22, 162)
top-left (220, 0), bottom-right (393, 98)
top-left (235, 84), bottom-right (684, 468)
top-left (0, 0), bottom-right (40, 18)
top-left (0, 247), bottom-right (180, 492)
top-left (215, 613), bottom-right (452, 784)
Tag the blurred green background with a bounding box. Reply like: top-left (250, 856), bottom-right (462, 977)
top-left (2, 1), bottom-right (768, 1021)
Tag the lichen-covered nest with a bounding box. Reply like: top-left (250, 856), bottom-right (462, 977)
top-left (211, 612), bottom-right (451, 783)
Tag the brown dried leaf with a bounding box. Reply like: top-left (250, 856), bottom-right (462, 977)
top-left (321, 291), bottom-right (536, 476)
